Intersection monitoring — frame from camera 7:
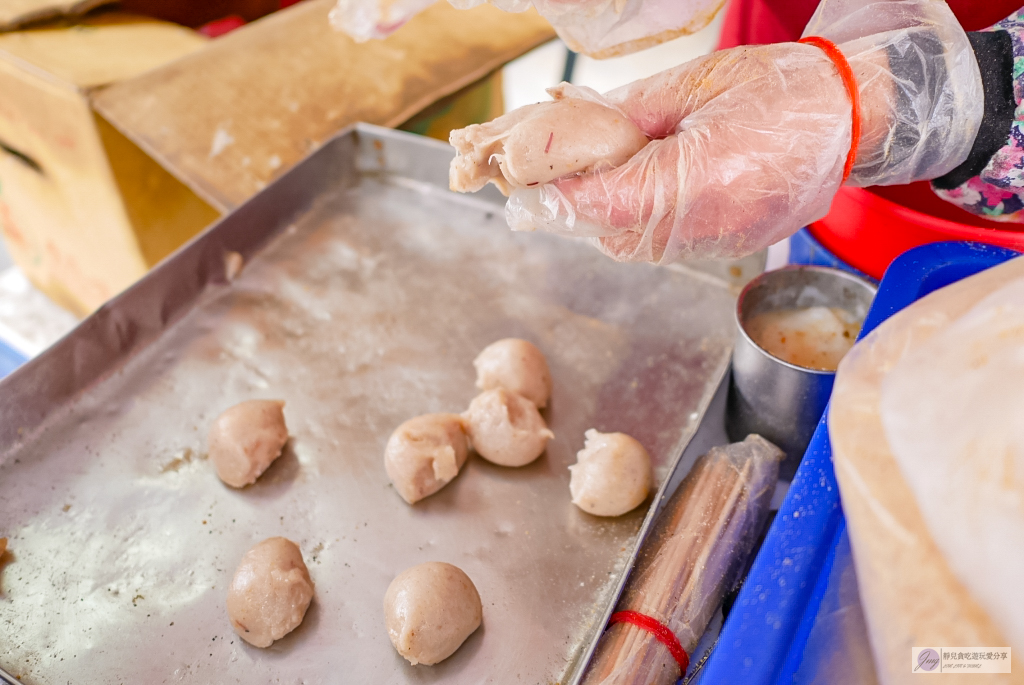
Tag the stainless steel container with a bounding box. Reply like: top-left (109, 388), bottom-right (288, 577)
top-left (726, 266), bottom-right (876, 478)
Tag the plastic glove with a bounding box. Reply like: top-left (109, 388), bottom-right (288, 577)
top-left (330, 0), bottom-right (436, 41)
top-left (331, 0), bottom-right (724, 57)
top-left (501, 0), bottom-right (983, 264)
top-left (448, 0), bottom-right (727, 58)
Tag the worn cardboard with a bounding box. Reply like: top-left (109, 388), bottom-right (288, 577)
top-left (0, 2), bottom-right (553, 316)
top-left (0, 0), bottom-right (114, 31)
top-left (93, 0), bottom-right (555, 211)
top-left (0, 13), bottom-right (216, 316)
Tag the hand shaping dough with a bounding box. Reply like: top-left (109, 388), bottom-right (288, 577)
top-left (227, 537), bottom-right (314, 648)
top-left (450, 85), bottom-right (648, 196)
top-left (385, 414), bottom-right (470, 504)
top-left (462, 388), bottom-right (553, 467)
top-left (208, 400), bottom-right (288, 488)
top-left (384, 561), bottom-right (482, 666)
top-left (473, 338), bottom-right (552, 408)
top-left (569, 429), bottom-right (652, 516)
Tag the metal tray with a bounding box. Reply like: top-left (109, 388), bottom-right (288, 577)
top-left (0, 125), bottom-right (746, 685)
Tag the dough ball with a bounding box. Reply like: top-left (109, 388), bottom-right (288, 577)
top-left (450, 87), bottom-right (649, 195)
top-left (384, 561), bottom-right (482, 666)
top-left (227, 537), bottom-right (314, 648)
top-left (208, 400), bottom-right (289, 488)
top-left (473, 338), bottom-right (552, 408)
top-left (385, 414), bottom-right (470, 504)
top-left (462, 388), bottom-right (553, 467)
top-left (569, 429), bottom-right (652, 516)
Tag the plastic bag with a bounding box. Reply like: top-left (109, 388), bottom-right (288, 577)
top-left (880, 276), bottom-right (1024, 654)
top-left (829, 256), bottom-right (1024, 685)
top-left (456, 0), bottom-right (982, 264)
top-left (331, 0), bottom-right (725, 57)
top-left (580, 435), bottom-right (782, 685)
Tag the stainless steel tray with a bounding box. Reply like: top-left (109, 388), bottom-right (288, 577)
top-left (0, 125), bottom-right (746, 685)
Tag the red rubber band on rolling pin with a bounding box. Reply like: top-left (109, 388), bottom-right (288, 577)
top-left (798, 36), bottom-right (861, 184)
top-left (608, 610), bottom-right (690, 673)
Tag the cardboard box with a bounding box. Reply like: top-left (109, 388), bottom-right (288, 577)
top-left (0, 2), bottom-right (554, 316)
top-left (0, 13), bottom-right (217, 316)
top-left (93, 0), bottom-right (553, 211)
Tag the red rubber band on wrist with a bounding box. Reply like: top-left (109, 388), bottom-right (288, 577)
top-left (798, 35), bottom-right (861, 184)
top-left (608, 610), bottom-right (690, 673)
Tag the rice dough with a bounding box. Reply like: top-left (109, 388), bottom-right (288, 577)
top-left (449, 85), bottom-right (648, 196)
top-left (208, 400), bottom-right (289, 488)
top-left (569, 429), bottom-right (652, 516)
top-left (463, 388), bottom-right (554, 467)
top-left (384, 561), bottom-right (482, 666)
top-left (385, 414), bottom-right (470, 504)
top-left (473, 338), bottom-right (552, 408)
top-left (227, 537), bottom-right (314, 648)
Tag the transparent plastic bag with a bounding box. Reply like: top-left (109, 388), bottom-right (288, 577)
top-left (580, 435), bottom-right (783, 685)
top-left (880, 275), bottom-right (1024, 655)
top-left (829, 256), bottom-right (1024, 684)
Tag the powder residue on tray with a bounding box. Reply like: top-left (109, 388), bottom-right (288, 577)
top-left (745, 306), bottom-right (862, 371)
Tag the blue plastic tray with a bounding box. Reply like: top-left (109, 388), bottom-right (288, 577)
top-left (701, 241), bottom-right (1021, 684)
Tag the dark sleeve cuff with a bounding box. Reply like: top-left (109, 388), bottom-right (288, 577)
top-left (932, 30), bottom-right (1016, 190)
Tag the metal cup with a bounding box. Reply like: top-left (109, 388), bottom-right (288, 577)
top-left (726, 265), bottom-right (877, 479)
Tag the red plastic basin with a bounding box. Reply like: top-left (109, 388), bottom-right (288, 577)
top-left (808, 182), bottom-right (1024, 280)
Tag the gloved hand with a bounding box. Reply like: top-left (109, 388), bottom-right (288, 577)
top-left (504, 0), bottom-right (983, 264)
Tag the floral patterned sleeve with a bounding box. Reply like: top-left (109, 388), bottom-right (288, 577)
top-left (931, 10), bottom-right (1024, 221)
